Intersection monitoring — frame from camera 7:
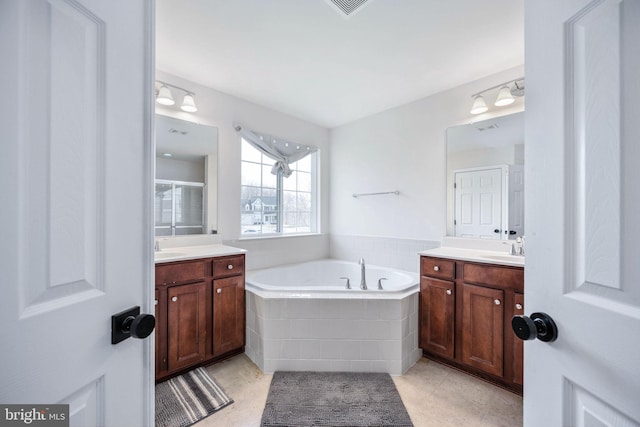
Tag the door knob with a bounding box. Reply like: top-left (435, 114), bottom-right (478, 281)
top-left (512, 312), bottom-right (558, 342)
top-left (111, 306), bottom-right (156, 344)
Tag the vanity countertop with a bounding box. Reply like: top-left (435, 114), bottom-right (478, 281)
top-left (154, 244), bottom-right (246, 264)
top-left (419, 246), bottom-right (524, 267)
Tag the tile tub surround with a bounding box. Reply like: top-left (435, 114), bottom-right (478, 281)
top-left (245, 291), bottom-right (421, 375)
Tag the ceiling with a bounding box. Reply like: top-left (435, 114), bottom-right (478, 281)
top-left (156, 0), bottom-right (524, 128)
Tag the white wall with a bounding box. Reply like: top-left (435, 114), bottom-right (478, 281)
top-left (328, 66), bottom-right (525, 270)
top-left (156, 70), bottom-right (331, 269)
top-left (447, 145), bottom-right (523, 172)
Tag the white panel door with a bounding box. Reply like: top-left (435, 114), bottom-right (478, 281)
top-left (0, 1), bottom-right (154, 426)
top-left (508, 164), bottom-right (524, 238)
top-left (454, 167), bottom-right (504, 239)
top-left (524, 0), bottom-right (640, 425)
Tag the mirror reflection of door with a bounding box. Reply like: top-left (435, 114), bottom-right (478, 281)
top-left (453, 164), bottom-right (524, 239)
top-left (454, 167), bottom-right (504, 239)
top-left (508, 165), bottom-right (524, 238)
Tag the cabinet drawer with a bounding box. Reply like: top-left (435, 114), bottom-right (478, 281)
top-left (213, 255), bottom-right (245, 278)
top-left (156, 260), bottom-right (206, 285)
top-left (421, 256), bottom-right (455, 280)
top-left (462, 263), bottom-right (523, 291)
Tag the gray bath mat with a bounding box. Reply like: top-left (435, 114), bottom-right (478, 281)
top-left (155, 367), bottom-right (233, 427)
top-left (261, 371), bottom-right (413, 427)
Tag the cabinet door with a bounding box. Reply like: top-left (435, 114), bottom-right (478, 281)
top-left (167, 281), bottom-right (207, 372)
top-left (512, 292), bottom-right (524, 385)
top-left (213, 275), bottom-right (245, 356)
top-left (461, 283), bottom-right (504, 377)
top-left (420, 277), bottom-right (455, 358)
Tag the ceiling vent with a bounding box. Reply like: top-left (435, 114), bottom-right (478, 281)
top-left (476, 124), bottom-right (499, 132)
top-left (324, 0), bottom-right (373, 17)
top-left (168, 128), bottom-right (188, 135)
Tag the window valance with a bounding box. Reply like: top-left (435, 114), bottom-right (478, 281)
top-left (234, 123), bottom-right (318, 178)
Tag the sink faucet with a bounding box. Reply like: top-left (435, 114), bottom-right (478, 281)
top-left (359, 258), bottom-right (367, 290)
top-left (518, 236), bottom-right (525, 256)
top-left (154, 240), bottom-right (160, 252)
top-left (510, 237), bottom-right (524, 256)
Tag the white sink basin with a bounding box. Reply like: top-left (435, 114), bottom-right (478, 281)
top-left (154, 251), bottom-right (186, 260)
top-left (481, 254), bottom-right (525, 264)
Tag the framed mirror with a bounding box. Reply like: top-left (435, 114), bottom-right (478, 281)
top-left (446, 112), bottom-right (524, 240)
top-left (155, 114), bottom-right (218, 236)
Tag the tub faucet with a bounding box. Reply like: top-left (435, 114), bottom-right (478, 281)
top-left (359, 258), bottom-right (367, 290)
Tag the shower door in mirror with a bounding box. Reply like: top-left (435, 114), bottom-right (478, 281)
top-left (155, 180), bottom-right (205, 236)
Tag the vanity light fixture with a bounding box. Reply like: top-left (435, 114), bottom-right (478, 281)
top-left (470, 95), bottom-right (489, 115)
top-left (156, 85), bottom-right (175, 106)
top-left (155, 81), bottom-right (198, 112)
top-left (494, 86), bottom-right (515, 106)
top-left (180, 94), bottom-right (198, 112)
top-left (470, 77), bottom-right (524, 114)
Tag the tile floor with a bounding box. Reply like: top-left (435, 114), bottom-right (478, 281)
top-left (197, 354), bottom-right (523, 427)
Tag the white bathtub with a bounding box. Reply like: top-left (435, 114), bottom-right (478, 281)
top-left (244, 259), bottom-right (421, 375)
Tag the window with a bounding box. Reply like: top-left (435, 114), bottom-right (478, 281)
top-left (240, 138), bottom-right (318, 235)
top-left (155, 180), bottom-right (205, 236)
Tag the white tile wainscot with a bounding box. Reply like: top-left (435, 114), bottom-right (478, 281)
top-left (245, 292), bottom-right (420, 375)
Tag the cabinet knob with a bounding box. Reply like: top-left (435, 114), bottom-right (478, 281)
top-left (446, 289), bottom-right (452, 295)
top-left (433, 266), bottom-right (440, 272)
top-left (217, 288), bottom-right (222, 294)
top-left (171, 296), bottom-right (178, 302)
top-left (227, 264), bottom-right (233, 270)
top-left (494, 299), bottom-right (501, 305)
top-left (515, 303), bottom-right (523, 310)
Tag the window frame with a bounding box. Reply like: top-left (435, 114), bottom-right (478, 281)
top-left (240, 138), bottom-right (319, 237)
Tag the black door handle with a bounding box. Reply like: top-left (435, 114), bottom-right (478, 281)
top-left (111, 306), bottom-right (155, 344)
top-left (512, 312), bottom-right (558, 342)
top-left (494, 229), bottom-right (501, 233)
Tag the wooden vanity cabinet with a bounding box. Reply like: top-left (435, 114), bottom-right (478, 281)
top-left (461, 283), bottom-right (504, 377)
top-left (167, 281), bottom-right (207, 372)
top-left (420, 257), bottom-right (456, 358)
top-left (419, 255), bottom-right (524, 393)
top-left (155, 254), bottom-right (245, 382)
top-left (212, 255), bottom-right (246, 357)
top-left (511, 292), bottom-right (525, 385)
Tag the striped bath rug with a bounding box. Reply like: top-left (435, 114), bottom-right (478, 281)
top-left (156, 367), bottom-right (233, 427)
